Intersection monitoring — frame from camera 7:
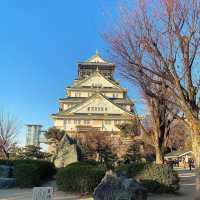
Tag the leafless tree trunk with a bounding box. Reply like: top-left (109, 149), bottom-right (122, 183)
top-left (141, 92), bottom-right (175, 164)
top-left (105, 0), bottom-right (200, 198)
top-left (0, 111), bottom-right (18, 160)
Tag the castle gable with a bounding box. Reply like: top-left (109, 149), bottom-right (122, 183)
top-left (75, 72), bottom-right (120, 89)
top-left (68, 93), bottom-right (132, 116)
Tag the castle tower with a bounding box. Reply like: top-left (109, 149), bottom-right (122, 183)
top-left (52, 52), bottom-right (135, 135)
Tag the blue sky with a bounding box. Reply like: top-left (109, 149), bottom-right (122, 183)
top-left (0, 0), bottom-right (144, 145)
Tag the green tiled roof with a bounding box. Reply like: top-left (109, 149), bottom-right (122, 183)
top-left (165, 150), bottom-right (192, 158)
top-left (54, 92), bottom-right (135, 117)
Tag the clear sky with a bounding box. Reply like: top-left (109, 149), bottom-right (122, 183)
top-left (0, 0), bottom-right (144, 145)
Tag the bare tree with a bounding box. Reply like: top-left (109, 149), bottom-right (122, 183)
top-left (0, 111), bottom-right (18, 160)
top-left (166, 120), bottom-right (191, 151)
top-left (78, 131), bottom-right (118, 166)
top-left (106, 0), bottom-right (200, 197)
top-left (142, 93), bottom-right (176, 164)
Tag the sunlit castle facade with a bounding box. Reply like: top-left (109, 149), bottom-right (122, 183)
top-left (52, 52), bottom-right (135, 135)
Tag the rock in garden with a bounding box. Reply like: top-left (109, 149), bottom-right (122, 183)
top-left (0, 178), bottom-right (15, 188)
top-left (93, 170), bottom-right (147, 200)
top-left (0, 165), bottom-right (13, 178)
top-left (54, 143), bottom-right (78, 168)
top-left (0, 165), bottom-right (15, 188)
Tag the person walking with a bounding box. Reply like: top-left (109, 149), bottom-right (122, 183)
top-left (185, 155), bottom-right (189, 169)
top-left (188, 159), bottom-right (192, 171)
top-left (183, 158), bottom-right (186, 169)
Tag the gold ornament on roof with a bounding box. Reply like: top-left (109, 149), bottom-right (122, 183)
top-left (86, 51), bottom-right (108, 63)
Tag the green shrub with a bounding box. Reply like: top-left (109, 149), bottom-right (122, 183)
top-left (15, 163), bottom-right (40, 188)
top-left (0, 160), bottom-right (14, 166)
top-left (13, 159), bottom-right (56, 188)
top-left (116, 163), bottom-right (179, 193)
top-left (32, 160), bottom-right (56, 179)
top-left (14, 159), bottom-right (56, 180)
top-left (116, 163), bottom-right (145, 178)
top-left (140, 164), bottom-right (179, 193)
top-left (56, 162), bottom-right (105, 193)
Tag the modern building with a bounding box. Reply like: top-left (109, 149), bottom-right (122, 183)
top-left (52, 52), bottom-right (135, 135)
top-left (26, 124), bottom-right (47, 146)
top-left (26, 124), bottom-right (42, 147)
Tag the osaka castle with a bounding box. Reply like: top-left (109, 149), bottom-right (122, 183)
top-left (52, 52), bottom-right (135, 135)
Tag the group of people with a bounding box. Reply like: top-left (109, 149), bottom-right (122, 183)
top-left (182, 156), bottom-right (195, 170)
top-left (166, 155), bottom-right (195, 171)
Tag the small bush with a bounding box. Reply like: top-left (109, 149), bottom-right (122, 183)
top-left (140, 164), bottom-right (179, 193)
top-left (15, 164), bottom-right (40, 188)
top-left (13, 159), bottom-right (56, 188)
top-left (116, 163), bottom-right (179, 193)
top-left (0, 160), bottom-right (14, 166)
top-left (14, 159), bottom-right (56, 180)
top-left (56, 162), bottom-right (105, 193)
top-left (116, 163), bottom-right (145, 178)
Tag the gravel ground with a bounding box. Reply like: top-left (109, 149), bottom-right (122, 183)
top-left (149, 169), bottom-right (196, 200)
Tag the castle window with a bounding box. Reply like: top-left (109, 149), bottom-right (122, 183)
top-left (64, 120), bottom-right (67, 129)
top-left (114, 120), bottom-right (121, 125)
top-left (74, 120), bottom-right (81, 125)
top-left (92, 83), bottom-right (102, 88)
top-left (105, 120), bottom-right (111, 125)
top-left (84, 120), bottom-right (90, 125)
top-left (113, 93), bottom-right (118, 98)
top-left (88, 107), bottom-right (90, 111)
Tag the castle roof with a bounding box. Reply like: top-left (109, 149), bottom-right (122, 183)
top-left (86, 51), bottom-right (108, 63)
top-left (72, 70), bottom-right (123, 89)
top-left (78, 51), bottom-right (115, 67)
top-left (53, 92), bottom-right (135, 117)
top-left (59, 97), bottom-right (134, 105)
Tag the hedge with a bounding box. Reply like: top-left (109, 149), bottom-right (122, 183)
top-left (56, 162), bottom-right (105, 193)
top-left (15, 163), bottom-right (40, 188)
top-left (0, 159), bottom-right (56, 188)
top-left (116, 163), bottom-right (179, 193)
top-left (0, 160), bottom-right (13, 166)
top-left (14, 159), bottom-right (56, 180)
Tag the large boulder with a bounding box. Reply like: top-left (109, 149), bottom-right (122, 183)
top-left (0, 165), bottom-right (13, 178)
top-left (93, 170), bottom-right (147, 200)
top-left (54, 143), bottom-right (78, 168)
top-left (0, 165), bottom-right (15, 188)
top-left (0, 178), bottom-right (15, 188)
top-left (48, 135), bottom-right (78, 168)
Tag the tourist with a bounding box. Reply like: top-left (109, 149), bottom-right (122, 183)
top-left (188, 159), bottom-right (192, 171)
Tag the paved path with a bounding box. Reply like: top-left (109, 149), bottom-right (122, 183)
top-left (149, 169), bottom-right (196, 200)
top-left (0, 188), bottom-right (93, 200)
top-left (0, 169), bottom-right (196, 200)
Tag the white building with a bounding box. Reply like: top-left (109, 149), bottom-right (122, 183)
top-left (52, 52), bottom-right (135, 135)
